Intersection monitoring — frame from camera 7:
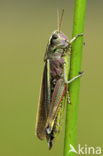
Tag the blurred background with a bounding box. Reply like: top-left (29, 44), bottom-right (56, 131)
top-left (0, 0), bottom-right (103, 156)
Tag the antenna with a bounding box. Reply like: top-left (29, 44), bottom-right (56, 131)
top-left (57, 9), bottom-right (64, 32)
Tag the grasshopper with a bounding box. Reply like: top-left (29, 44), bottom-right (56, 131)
top-left (35, 9), bottom-right (83, 150)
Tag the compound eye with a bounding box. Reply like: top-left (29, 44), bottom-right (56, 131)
top-left (52, 34), bottom-right (58, 40)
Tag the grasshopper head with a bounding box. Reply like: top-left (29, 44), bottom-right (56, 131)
top-left (44, 10), bottom-right (70, 61)
top-left (50, 30), bottom-right (69, 49)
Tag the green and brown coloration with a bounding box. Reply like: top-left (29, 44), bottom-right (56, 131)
top-left (35, 10), bottom-right (83, 150)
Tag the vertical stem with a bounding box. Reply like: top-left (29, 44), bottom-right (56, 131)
top-left (64, 0), bottom-right (87, 156)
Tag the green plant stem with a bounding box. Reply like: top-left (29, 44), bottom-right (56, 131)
top-left (64, 0), bottom-right (86, 156)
